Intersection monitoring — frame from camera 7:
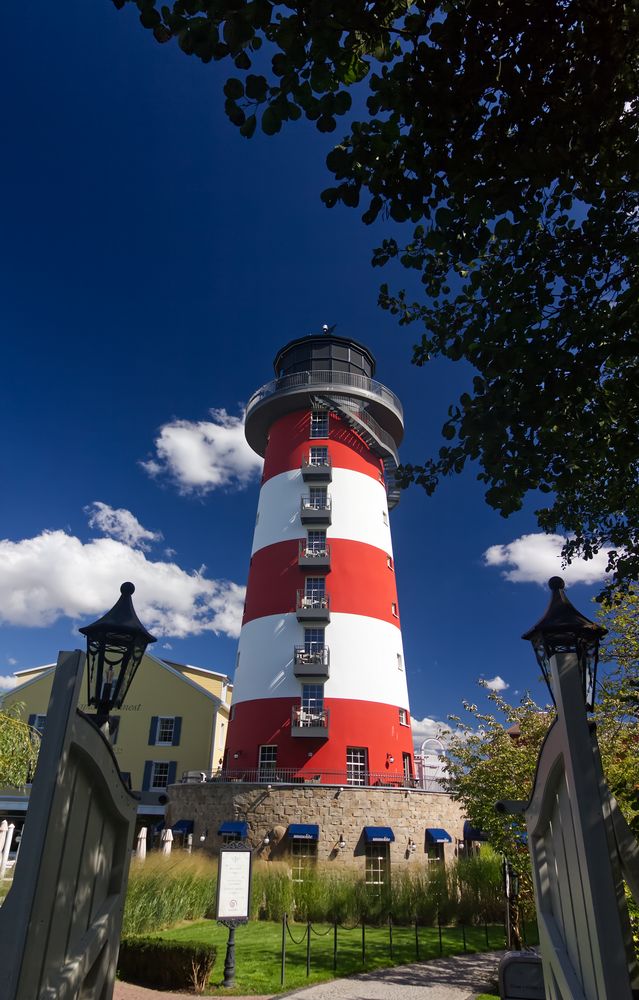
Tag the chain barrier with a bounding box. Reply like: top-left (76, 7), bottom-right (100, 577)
top-left (309, 923), bottom-right (333, 936)
top-left (285, 916), bottom-right (309, 945)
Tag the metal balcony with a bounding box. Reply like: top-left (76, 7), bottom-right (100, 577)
top-left (293, 645), bottom-right (330, 679)
top-left (296, 591), bottom-right (330, 622)
top-left (291, 706), bottom-right (330, 739)
top-left (298, 540), bottom-right (331, 570)
top-left (300, 495), bottom-right (332, 525)
top-left (301, 453), bottom-right (332, 482)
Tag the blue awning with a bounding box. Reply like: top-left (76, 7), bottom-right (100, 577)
top-left (172, 819), bottom-right (194, 835)
top-left (425, 828), bottom-right (452, 844)
top-left (218, 821), bottom-right (248, 837)
top-left (463, 820), bottom-right (488, 842)
top-left (288, 824), bottom-right (319, 840)
top-left (364, 826), bottom-right (395, 843)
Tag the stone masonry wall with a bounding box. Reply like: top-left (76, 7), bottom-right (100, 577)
top-left (168, 783), bottom-right (468, 868)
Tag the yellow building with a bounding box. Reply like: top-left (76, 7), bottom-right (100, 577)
top-left (0, 652), bottom-right (232, 827)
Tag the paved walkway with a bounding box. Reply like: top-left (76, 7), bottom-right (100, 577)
top-left (114, 949), bottom-right (503, 1000)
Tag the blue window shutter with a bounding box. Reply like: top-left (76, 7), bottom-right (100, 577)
top-left (142, 761), bottom-right (152, 791)
top-left (172, 717), bottom-right (182, 746)
top-left (167, 761), bottom-right (177, 786)
top-left (148, 716), bottom-right (159, 745)
top-left (28, 714), bottom-right (36, 728)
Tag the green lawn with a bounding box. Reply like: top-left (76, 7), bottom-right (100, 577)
top-left (137, 920), bottom-right (510, 995)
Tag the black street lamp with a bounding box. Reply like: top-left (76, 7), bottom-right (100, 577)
top-left (79, 582), bottom-right (156, 730)
top-left (522, 576), bottom-right (607, 711)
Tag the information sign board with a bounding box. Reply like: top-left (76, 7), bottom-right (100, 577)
top-left (216, 845), bottom-right (252, 924)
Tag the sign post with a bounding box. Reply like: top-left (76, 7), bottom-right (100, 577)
top-left (215, 842), bottom-right (252, 988)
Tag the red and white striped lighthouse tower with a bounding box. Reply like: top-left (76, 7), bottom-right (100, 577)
top-left (225, 331), bottom-right (413, 784)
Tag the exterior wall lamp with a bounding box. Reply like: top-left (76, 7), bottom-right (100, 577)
top-left (337, 834), bottom-right (346, 850)
top-left (522, 576), bottom-right (607, 711)
top-left (386, 753), bottom-right (394, 764)
top-left (263, 833), bottom-right (270, 846)
top-left (79, 582), bottom-right (156, 733)
top-left (199, 828), bottom-right (208, 843)
top-left (408, 838), bottom-right (416, 853)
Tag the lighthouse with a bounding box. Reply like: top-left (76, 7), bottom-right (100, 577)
top-left (225, 331), bottom-right (413, 786)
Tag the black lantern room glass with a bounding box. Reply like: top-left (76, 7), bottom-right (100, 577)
top-left (522, 577), bottom-right (606, 712)
top-left (79, 582), bottom-right (156, 721)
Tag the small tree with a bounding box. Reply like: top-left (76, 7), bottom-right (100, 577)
top-left (0, 703), bottom-right (40, 788)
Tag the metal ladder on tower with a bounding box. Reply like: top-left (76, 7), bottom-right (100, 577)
top-left (312, 394), bottom-right (402, 509)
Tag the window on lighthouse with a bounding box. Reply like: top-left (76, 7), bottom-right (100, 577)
top-left (310, 410), bottom-right (329, 438)
top-left (301, 684), bottom-right (324, 718)
top-left (346, 747), bottom-right (369, 786)
top-left (304, 577), bottom-right (326, 608)
top-left (307, 530), bottom-right (327, 554)
top-left (304, 627), bottom-right (325, 655)
top-left (309, 446), bottom-right (329, 466)
top-left (258, 745), bottom-right (277, 781)
top-left (309, 486), bottom-right (328, 509)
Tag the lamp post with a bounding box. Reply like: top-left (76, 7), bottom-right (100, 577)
top-left (522, 575), bottom-right (606, 711)
top-left (79, 582), bottom-right (156, 735)
top-left (502, 857), bottom-right (520, 950)
top-left (512, 576), bottom-right (639, 997)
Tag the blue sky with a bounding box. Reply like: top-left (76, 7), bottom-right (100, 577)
top-left (0, 2), bottom-right (612, 743)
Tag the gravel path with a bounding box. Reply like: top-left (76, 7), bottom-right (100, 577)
top-left (114, 949), bottom-right (503, 1000)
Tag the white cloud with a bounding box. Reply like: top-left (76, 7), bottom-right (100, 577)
top-left (483, 532), bottom-right (612, 586)
top-left (0, 529), bottom-right (245, 639)
top-left (85, 502), bottom-right (162, 550)
top-left (141, 408), bottom-right (263, 494)
top-left (485, 675), bottom-right (509, 692)
top-left (0, 675), bottom-right (19, 691)
top-left (7, 657), bottom-right (17, 666)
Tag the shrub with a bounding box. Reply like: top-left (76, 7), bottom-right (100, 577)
top-left (453, 850), bottom-right (503, 924)
top-left (118, 936), bottom-right (216, 993)
top-left (123, 855), bottom-right (218, 935)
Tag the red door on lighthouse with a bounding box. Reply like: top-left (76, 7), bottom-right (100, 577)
top-left (225, 333), bottom-right (413, 784)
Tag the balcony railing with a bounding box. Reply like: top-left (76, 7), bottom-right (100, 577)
top-left (296, 592), bottom-right (330, 621)
top-left (291, 706), bottom-right (330, 738)
top-left (245, 369), bottom-right (404, 423)
top-left (298, 540), bottom-right (331, 568)
top-left (180, 767), bottom-right (445, 791)
top-left (300, 495), bottom-right (332, 523)
top-left (294, 646), bottom-right (329, 666)
top-left (301, 454), bottom-right (332, 481)
top-left (293, 645), bottom-right (330, 678)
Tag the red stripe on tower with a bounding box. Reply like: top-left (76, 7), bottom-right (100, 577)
top-left (226, 332), bottom-right (413, 784)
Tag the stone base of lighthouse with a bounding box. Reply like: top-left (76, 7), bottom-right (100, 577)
top-left (167, 783), bottom-right (470, 869)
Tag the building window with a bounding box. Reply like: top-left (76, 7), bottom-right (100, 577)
top-left (397, 653), bottom-right (404, 671)
top-left (310, 410), bottom-right (329, 439)
top-left (258, 744), bottom-right (277, 781)
top-left (304, 627), bottom-right (325, 654)
top-left (291, 839), bottom-right (318, 882)
top-left (365, 842), bottom-right (390, 889)
top-left (229, 705), bottom-right (235, 721)
top-left (307, 530), bottom-right (327, 554)
top-left (427, 844), bottom-right (445, 864)
top-left (391, 603), bottom-right (398, 617)
top-left (150, 761), bottom-right (170, 789)
top-left (255, 510), bottom-right (260, 524)
top-left (305, 577), bottom-right (326, 603)
top-left (308, 486), bottom-right (328, 509)
top-left (403, 752), bottom-right (413, 784)
top-left (346, 747), bottom-right (368, 786)
top-left (301, 684), bottom-right (324, 715)
top-left (157, 717), bottom-right (175, 745)
top-left (148, 716), bottom-right (182, 746)
top-left (222, 831), bottom-right (242, 845)
top-left (29, 714), bottom-right (47, 735)
top-left (382, 510), bottom-right (388, 526)
top-left (399, 708), bottom-right (408, 726)
top-left (309, 446), bottom-right (329, 466)
top-left (387, 556), bottom-right (393, 570)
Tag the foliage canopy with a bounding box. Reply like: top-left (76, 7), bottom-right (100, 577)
top-left (116, 0), bottom-right (639, 594)
top-left (0, 702), bottom-right (40, 788)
